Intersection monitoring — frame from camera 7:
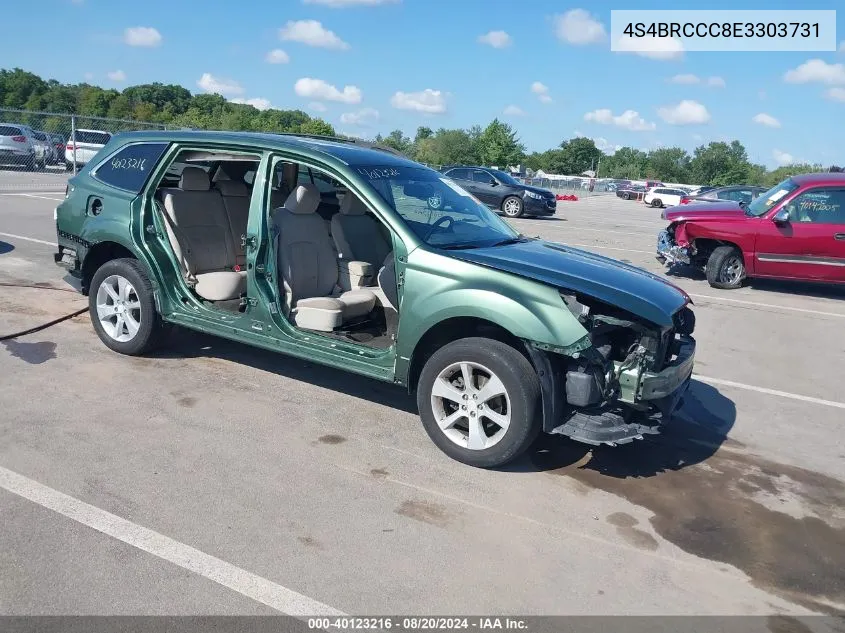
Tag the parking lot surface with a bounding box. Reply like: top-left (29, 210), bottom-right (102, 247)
top-left (1, 171), bottom-right (844, 617)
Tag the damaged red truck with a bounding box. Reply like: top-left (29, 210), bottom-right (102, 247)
top-left (656, 173), bottom-right (845, 289)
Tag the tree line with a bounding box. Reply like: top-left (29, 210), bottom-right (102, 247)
top-left (2, 68), bottom-right (838, 186)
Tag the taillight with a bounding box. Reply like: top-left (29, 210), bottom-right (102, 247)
top-left (681, 197), bottom-right (690, 204)
top-left (12, 135), bottom-right (26, 143)
top-left (66, 143), bottom-right (74, 150)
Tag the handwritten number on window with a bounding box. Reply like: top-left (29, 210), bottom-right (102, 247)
top-left (110, 157), bottom-right (147, 171)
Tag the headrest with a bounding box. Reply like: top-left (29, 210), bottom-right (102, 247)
top-left (284, 184), bottom-right (320, 215)
top-left (340, 193), bottom-right (367, 216)
top-left (180, 167), bottom-right (210, 191)
top-left (216, 180), bottom-right (249, 197)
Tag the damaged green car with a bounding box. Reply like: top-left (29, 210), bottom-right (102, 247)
top-left (54, 130), bottom-right (696, 467)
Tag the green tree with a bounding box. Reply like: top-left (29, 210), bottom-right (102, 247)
top-left (298, 118), bottom-right (335, 136)
top-left (555, 137), bottom-right (602, 175)
top-left (645, 147), bottom-right (691, 183)
top-left (476, 119), bottom-right (525, 167)
top-left (380, 129), bottom-right (412, 154)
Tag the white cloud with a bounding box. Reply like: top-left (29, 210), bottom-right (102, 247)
top-left (106, 70), bottom-right (126, 82)
top-left (773, 149), bottom-right (795, 166)
top-left (196, 73), bottom-right (244, 97)
top-left (303, 0), bottom-right (398, 6)
top-left (340, 107), bottom-right (380, 126)
top-left (591, 137), bottom-right (622, 154)
top-left (502, 105), bottom-right (525, 116)
top-left (123, 26), bottom-right (162, 47)
top-left (294, 77), bottom-right (362, 103)
top-left (553, 9), bottom-right (606, 45)
top-left (707, 76), bottom-right (726, 88)
top-left (827, 87), bottom-right (845, 102)
top-left (583, 108), bottom-right (656, 131)
top-left (669, 74), bottom-right (700, 84)
top-left (752, 113), bottom-right (781, 128)
top-left (390, 89), bottom-right (446, 114)
top-left (783, 59), bottom-right (845, 85)
top-left (477, 30), bottom-right (512, 49)
top-left (265, 49), bottom-right (290, 64)
top-left (280, 20), bottom-right (349, 50)
top-left (231, 97), bottom-right (272, 110)
top-left (615, 35), bottom-right (683, 60)
top-left (308, 101), bottom-right (328, 112)
top-left (530, 81), bottom-right (552, 103)
top-left (657, 100), bottom-right (710, 125)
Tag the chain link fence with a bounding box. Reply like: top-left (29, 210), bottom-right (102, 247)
top-left (0, 108), bottom-right (165, 191)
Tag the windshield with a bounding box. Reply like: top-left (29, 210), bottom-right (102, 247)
top-left (745, 178), bottom-right (800, 217)
top-left (357, 165), bottom-right (519, 249)
top-left (489, 169), bottom-right (519, 186)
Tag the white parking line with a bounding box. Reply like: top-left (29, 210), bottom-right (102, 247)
top-left (0, 193), bottom-right (64, 201)
top-left (693, 375), bottom-right (845, 410)
top-left (0, 232), bottom-right (56, 247)
top-left (690, 293), bottom-right (845, 319)
top-left (0, 464), bottom-right (344, 616)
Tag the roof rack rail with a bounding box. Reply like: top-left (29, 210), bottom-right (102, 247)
top-left (277, 133), bottom-right (404, 156)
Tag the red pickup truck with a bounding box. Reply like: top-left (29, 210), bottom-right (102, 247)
top-left (656, 172), bottom-right (845, 289)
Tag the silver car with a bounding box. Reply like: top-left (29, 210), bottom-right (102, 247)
top-left (0, 123), bottom-right (37, 169)
top-left (30, 130), bottom-right (55, 168)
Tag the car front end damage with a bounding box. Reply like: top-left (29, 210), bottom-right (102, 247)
top-left (656, 225), bottom-right (691, 266)
top-left (525, 294), bottom-right (696, 446)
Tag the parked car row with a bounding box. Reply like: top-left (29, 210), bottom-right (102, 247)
top-left (0, 122), bottom-right (112, 171)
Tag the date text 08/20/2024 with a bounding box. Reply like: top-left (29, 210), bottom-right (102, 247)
top-left (307, 618), bottom-right (528, 631)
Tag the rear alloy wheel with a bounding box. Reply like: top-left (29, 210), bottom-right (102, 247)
top-left (651, 198), bottom-right (663, 208)
top-left (705, 245), bottom-right (746, 289)
top-left (418, 337), bottom-right (540, 468)
top-left (89, 258), bottom-right (170, 355)
top-left (502, 196), bottom-right (524, 218)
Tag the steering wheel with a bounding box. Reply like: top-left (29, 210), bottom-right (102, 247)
top-left (423, 215), bottom-right (455, 241)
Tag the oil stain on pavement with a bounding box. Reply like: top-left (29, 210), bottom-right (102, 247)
top-left (396, 499), bottom-right (451, 528)
top-left (531, 408), bottom-right (845, 614)
top-left (1, 340), bottom-right (56, 364)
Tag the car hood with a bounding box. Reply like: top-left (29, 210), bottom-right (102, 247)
top-left (448, 239), bottom-right (690, 327)
top-left (520, 184), bottom-right (554, 197)
top-left (664, 201), bottom-right (746, 222)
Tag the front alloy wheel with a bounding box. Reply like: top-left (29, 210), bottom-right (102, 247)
top-left (705, 245), bottom-right (746, 289)
top-left (430, 361), bottom-right (511, 451)
top-left (417, 337), bottom-right (540, 468)
top-left (502, 196), bottom-right (524, 218)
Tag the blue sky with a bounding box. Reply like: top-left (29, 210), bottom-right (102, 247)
top-left (2, 0), bottom-right (844, 168)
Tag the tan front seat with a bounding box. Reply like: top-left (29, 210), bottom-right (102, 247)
top-left (273, 184), bottom-right (376, 331)
top-left (330, 193), bottom-right (392, 267)
top-left (160, 167), bottom-right (247, 301)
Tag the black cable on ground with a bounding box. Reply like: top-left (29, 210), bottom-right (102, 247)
top-left (0, 282), bottom-right (87, 341)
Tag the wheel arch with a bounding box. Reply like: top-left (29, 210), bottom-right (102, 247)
top-left (81, 240), bottom-right (140, 295)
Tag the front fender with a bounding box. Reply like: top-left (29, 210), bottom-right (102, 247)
top-left (396, 248), bottom-right (589, 360)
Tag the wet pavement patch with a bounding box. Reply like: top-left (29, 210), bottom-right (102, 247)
top-left (606, 512), bottom-right (659, 551)
top-left (1, 340), bottom-right (56, 364)
top-left (317, 434), bottom-right (347, 445)
top-left (396, 499), bottom-right (451, 528)
top-left (532, 430), bottom-right (845, 613)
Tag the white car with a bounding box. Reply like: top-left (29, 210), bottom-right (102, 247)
top-left (644, 186), bottom-right (688, 208)
top-left (65, 128), bottom-right (112, 170)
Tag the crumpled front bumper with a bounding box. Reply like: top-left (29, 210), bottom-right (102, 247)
top-left (550, 336), bottom-right (696, 446)
top-left (656, 229), bottom-right (690, 265)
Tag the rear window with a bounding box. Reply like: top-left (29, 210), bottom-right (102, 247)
top-left (74, 130), bottom-right (112, 145)
top-left (92, 142), bottom-right (169, 193)
top-left (32, 132), bottom-right (47, 141)
top-left (0, 125), bottom-right (23, 136)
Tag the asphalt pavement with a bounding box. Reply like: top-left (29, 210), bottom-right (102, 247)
top-left (1, 174), bottom-right (844, 618)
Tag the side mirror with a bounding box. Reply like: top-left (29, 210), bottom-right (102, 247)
top-left (773, 208), bottom-right (790, 224)
top-left (489, 179), bottom-right (498, 186)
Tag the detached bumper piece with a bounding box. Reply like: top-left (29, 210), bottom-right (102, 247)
top-left (656, 229), bottom-right (690, 266)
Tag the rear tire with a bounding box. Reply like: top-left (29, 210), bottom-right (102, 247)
top-left (88, 258), bottom-right (171, 355)
top-left (651, 198), bottom-right (663, 208)
top-left (705, 246), bottom-right (746, 289)
top-left (417, 337), bottom-right (541, 468)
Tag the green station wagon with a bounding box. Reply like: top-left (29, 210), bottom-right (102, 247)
top-left (54, 130), bottom-right (697, 467)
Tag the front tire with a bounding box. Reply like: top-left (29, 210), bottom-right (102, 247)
top-left (417, 337), bottom-right (541, 468)
top-left (705, 245), bottom-right (746, 289)
top-left (651, 198), bottom-right (663, 208)
top-left (501, 196), bottom-right (524, 218)
top-left (88, 258), bottom-right (170, 355)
